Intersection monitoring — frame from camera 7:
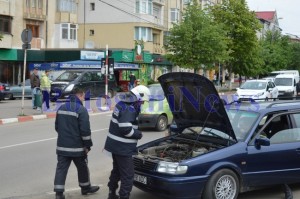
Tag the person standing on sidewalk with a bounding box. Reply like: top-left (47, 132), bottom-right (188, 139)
top-left (104, 85), bottom-right (150, 199)
top-left (128, 72), bottom-right (136, 91)
top-left (54, 88), bottom-right (99, 199)
top-left (40, 70), bottom-right (51, 111)
top-left (30, 67), bottom-right (40, 109)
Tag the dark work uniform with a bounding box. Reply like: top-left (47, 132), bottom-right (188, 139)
top-left (53, 95), bottom-right (93, 193)
top-left (104, 94), bottom-right (143, 199)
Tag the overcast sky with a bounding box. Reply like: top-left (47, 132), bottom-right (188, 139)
top-left (246, 0), bottom-right (300, 36)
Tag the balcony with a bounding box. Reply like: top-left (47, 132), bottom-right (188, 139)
top-left (153, 43), bottom-right (164, 54)
top-left (153, 0), bottom-right (165, 6)
top-left (23, 12), bottom-right (46, 21)
top-left (31, 37), bottom-right (43, 49)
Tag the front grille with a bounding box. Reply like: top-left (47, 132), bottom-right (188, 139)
top-left (51, 84), bottom-right (67, 91)
top-left (133, 157), bottom-right (158, 171)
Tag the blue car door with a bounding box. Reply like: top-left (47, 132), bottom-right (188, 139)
top-left (244, 114), bottom-right (300, 186)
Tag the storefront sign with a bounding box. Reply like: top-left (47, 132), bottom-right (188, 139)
top-left (80, 51), bottom-right (104, 60)
top-left (114, 63), bottom-right (139, 69)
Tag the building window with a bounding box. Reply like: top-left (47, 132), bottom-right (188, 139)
top-left (31, 0), bottom-right (36, 8)
top-left (0, 15), bottom-right (12, 34)
top-left (183, 0), bottom-right (191, 4)
top-left (153, 5), bottom-right (161, 20)
top-left (38, 0), bottom-right (43, 9)
top-left (26, 0), bottom-right (30, 8)
top-left (135, 27), bottom-right (153, 41)
top-left (90, 29), bottom-right (94, 36)
top-left (170, 8), bottom-right (179, 23)
top-left (90, 3), bottom-right (95, 11)
top-left (26, 24), bottom-right (39, 37)
top-left (136, 0), bottom-right (153, 15)
top-left (57, 0), bottom-right (77, 13)
top-left (61, 23), bottom-right (77, 40)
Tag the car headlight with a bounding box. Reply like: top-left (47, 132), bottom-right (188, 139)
top-left (65, 84), bottom-right (74, 92)
top-left (286, 89), bottom-right (293, 92)
top-left (157, 161), bottom-right (188, 174)
top-left (254, 92), bottom-right (264, 97)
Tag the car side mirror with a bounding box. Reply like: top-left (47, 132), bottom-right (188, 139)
top-left (254, 137), bottom-right (270, 149)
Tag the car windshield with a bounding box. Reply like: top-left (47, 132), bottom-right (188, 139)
top-left (227, 109), bottom-right (259, 141)
top-left (240, 81), bottom-right (267, 90)
top-left (56, 71), bottom-right (82, 81)
top-left (148, 85), bottom-right (165, 101)
top-left (274, 78), bottom-right (293, 86)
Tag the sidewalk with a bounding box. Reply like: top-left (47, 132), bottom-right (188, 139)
top-left (0, 97), bottom-right (115, 125)
top-left (0, 83), bottom-right (238, 125)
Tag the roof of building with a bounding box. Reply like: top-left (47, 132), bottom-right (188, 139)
top-left (255, 11), bottom-right (276, 21)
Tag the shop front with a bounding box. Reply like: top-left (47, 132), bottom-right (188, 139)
top-left (111, 47), bottom-right (153, 91)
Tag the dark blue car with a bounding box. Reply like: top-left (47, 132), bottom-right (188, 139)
top-left (133, 72), bottom-right (300, 199)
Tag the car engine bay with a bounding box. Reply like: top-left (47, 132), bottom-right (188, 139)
top-left (137, 137), bottom-right (220, 162)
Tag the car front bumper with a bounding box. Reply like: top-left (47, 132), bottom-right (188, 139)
top-left (133, 171), bottom-right (207, 199)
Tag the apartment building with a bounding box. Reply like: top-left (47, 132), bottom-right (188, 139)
top-left (255, 11), bottom-right (282, 40)
top-left (0, 0), bottom-right (80, 84)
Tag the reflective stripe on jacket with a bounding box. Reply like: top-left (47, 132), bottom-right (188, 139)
top-left (55, 96), bottom-right (92, 157)
top-left (104, 102), bottom-right (141, 156)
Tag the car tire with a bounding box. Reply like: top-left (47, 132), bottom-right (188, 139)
top-left (155, 115), bottom-right (168, 131)
top-left (202, 169), bottom-right (239, 199)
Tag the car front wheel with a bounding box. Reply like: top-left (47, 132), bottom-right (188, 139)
top-left (202, 169), bottom-right (239, 199)
top-left (155, 115), bottom-right (168, 131)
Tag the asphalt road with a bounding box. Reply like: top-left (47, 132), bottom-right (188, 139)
top-left (0, 111), bottom-right (300, 199)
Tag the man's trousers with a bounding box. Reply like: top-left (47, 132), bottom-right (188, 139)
top-left (54, 155), bottom-right (91, 192)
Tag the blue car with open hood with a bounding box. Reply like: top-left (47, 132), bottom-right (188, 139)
top-left (133, 72), bottom-right (300, 199)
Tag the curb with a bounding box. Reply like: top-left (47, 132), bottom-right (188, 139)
top-left (0, 112), bottom-right (57, 125)
top-left (0, 106), bottom-right (115, 126)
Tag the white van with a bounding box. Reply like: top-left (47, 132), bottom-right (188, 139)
top-left (271, 70), bottom-right (299, 77)
top-left (274, 74), bottom-right (299, 98)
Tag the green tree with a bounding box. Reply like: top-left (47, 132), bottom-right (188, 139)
top-left (209, 0), bottom-right (263, 81)
top-left (164, 0), bottom-right (229, 71)
top-left (0, 33), bottom-right (3, 41)
top-left (260, 31), bottom-right (292, 74)
top-left (289, 42), bottom-right (300, 71)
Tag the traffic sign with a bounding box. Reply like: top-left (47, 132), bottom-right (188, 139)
top-left (21, 29), bottom-right (32, 43)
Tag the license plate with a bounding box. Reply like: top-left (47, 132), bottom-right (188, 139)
top-left (51, 93), bottom-right (59, 96)
top-left (134, 174), bottom-right (147, 184)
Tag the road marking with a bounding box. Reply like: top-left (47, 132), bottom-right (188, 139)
top-left (0, 128), bottom-right (108, 150)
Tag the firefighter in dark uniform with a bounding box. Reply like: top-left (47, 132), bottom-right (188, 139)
top-left (53, 88), bottom-right (99, 199)
top-left (104, 85), bottom-right (151, 199)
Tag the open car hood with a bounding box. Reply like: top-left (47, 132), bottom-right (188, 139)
top-left (158, 72), bottom-right (236, 141)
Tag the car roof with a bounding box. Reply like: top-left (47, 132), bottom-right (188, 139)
top-left (226, 100), bottom-right (300, 114)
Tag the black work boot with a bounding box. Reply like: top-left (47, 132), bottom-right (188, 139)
top-left (108, 193), bottom-right (120, 199)
top-left (81, 185), bottom-right (100, 195)
top-left (284, 184), bottom-right (293, 199)
top-left (55, 192), bottom-right (65, 199)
